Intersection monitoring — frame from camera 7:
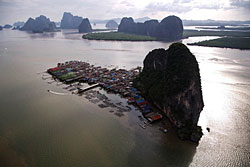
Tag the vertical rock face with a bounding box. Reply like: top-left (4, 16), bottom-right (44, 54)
top-left (154, 16), bottom-right (183, 41)
top-left (21, 18), bottom-right (35, 31)
top-left (118, 16), bottom-right (183, 41)
top-left (60, 12), bottom-right (83, 29)
top-left (21, 15), bottom-right (56, 32)
top-left (143, 49), bottom-right (167, 71)
top-left (78, 18), bottom-right (92, 33)
top-left (118, 17), bottom-right (136, 34)
top-left (105, 20), bottom-right (118, 29)
top-left (0, 26), bottom-right (3, 30)
top-left (144, 20), bottom-right (159, 36)
top-left (134, 43), bottom-right (204, 142)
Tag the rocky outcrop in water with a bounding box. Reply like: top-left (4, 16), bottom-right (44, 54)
top-left (61, 12), bottom-right (83, 29)
top-left (13, 21), bottom-right (25, 28)
top-left (3, 24), bottom-right (12, 29)
top-left (12, 26), bottom-right (21, 30)
top-left (78, 18), bottom-right (92, 33)
top-left (105, 20), bottom-right (118, 29)
top-left (118, 16), bottom-right (183, 41)
top-left (21, 15), bottom-right (56, 32)
top-left (134, 43), bottom-right (204, 143)
top-left (0, 26), bottom-right (2, 30)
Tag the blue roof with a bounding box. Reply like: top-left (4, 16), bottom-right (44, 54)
top-left (143, 110), bottom-right (152, 114)
top-left (136, 99), bottom-right (144, 104)
top-left (135, 95), bottom-right (140, 99)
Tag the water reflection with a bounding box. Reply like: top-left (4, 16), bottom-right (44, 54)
top-left (127, 131), bottom-right (197, 167)
top-left (61, 29), bottom-right (83, 40)
top-left (0, 30), bottom-right (250, 166)
top-left (25, 31), bottom-right (57, 39)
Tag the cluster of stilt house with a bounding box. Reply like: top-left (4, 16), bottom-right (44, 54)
top-left (47, 61), bottom-right (162, 123)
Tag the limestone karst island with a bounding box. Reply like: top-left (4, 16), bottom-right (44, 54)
top-left (1, 1), bottom-right (250, 167)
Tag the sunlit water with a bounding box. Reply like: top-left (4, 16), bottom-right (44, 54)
top-left (0, 29), bottom-right (250, 167)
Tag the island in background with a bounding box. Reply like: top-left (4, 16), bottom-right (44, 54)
top-left (105, 20), bottom-right (118, 29)
top-left (21, 15), bottom-right (58, 33)
top-left (2, 11), bottom-right (250, 49)
top-left (188, 37), bottom-right (250, 50)
top-left (83, 15), bottom-right (184, 42)
top-left (82, 16), bottom-right (250, 50)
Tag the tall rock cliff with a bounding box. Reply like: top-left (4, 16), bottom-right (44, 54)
top-left (118, 16), bottom-right (183, 41)
top-left (118, 17), bottom-right (136, 34)
top-left (134, 43), bottom-right (204, 142)
top-left (144, 20), bottom-right (159, 36)
top-left (21, 15), bottom-right (56, 32)
top-left (154, 16), bottom-right (183, 41)
top-left (78, 18), bottom-right (92, 33)
top-left (61, 12), bottom-right (83, 29)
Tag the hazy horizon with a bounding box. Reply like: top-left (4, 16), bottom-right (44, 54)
top-left (0, 0), bottom-right (250, 25)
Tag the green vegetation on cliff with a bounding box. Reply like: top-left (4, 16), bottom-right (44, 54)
top-left (188, 37), bottom-right (250, 50)
top-left (83, 32), bottom-right (157, 41)
top-left (134, 43), bottom-right (202, 104)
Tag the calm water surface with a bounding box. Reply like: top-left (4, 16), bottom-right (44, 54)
top-left (0, 29), bottom-right (250, 167)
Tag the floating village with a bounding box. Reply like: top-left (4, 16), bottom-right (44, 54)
top-left (45, 60), bottom-right (163, 129)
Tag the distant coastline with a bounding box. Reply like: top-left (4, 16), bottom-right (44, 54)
top-left (188, 37), bottom-right (250, 50)
top-left (183, 29), bottom-right (250, 38)
top-left (82, 30), bottom-right (250, 47)
top-left (83, 32), bottom-right (157, 41)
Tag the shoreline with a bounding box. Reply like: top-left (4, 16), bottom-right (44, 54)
top-left (82, 32), bottom-right (158, 41)
top-left (188, 37), bottom-right (250, 50)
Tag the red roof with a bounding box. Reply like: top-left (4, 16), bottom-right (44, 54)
top-left (48, 67), bottom-right (61, 72)
top-left (152, 114), bottom-right (162, 121)
top-left (137, 101), bottom-right (148, 106)
top-left (146, 113), bottom-right (162, 122)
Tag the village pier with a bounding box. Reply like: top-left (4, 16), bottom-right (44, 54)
top-left (47, 60), bottom-right (163, 123)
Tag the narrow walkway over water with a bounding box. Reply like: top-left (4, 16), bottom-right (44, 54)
top-left (78, 83), bottom-right (100, 94)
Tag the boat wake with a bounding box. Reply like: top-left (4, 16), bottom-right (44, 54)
top-left (36, 71), bottom-right (46, 75)
top-left (47, 90), bottom-right (69, 95)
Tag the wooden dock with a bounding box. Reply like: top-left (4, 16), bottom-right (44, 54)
top-left (77, 83), bottom-right (100, 94)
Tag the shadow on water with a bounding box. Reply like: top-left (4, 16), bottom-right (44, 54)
top-left (62, 30), bottom-right (80, 35)
top-left (127, 124), bottom-right (197, 167)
